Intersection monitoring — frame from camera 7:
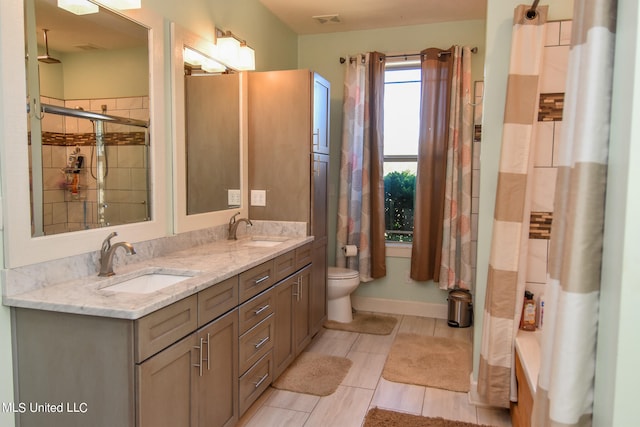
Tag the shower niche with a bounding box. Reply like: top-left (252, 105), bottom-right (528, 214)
top-left (26, 0), bottom-right (151, 236)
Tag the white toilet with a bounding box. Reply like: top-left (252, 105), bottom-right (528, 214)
top-left (327, 267), bottom-right (361, 323)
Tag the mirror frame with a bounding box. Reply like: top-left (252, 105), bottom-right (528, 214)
top-left (170, 23), bottom-right (248, 233)
top-left (0, 1), bottom-right (169, 268)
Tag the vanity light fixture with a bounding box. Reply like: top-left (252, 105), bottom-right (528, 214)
top-left (94, 0), bottom-right (141, 10)
top-left (57, 0), bottom-right (99, 15)
top-left (215, 30), bottom-right (256, 71)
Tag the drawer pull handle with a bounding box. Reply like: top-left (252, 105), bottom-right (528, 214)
top-left (205, 333), bottom-right (210, 371)
top-left (253, 304), bottom-right (270, 316)
top-left (254, 275), bottom-right (270, 285)
top-left (254, 372), bottom-right (269, 389)
top-left (254, 336), bottom-right (270, 349)
top-left (193, 337), bottom-right (204, 377)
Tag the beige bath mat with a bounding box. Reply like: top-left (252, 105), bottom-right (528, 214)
top-left (364, 408), bottom-right (492, 427)
top-left (272, 352), bottom-right (352, 396)
top-left (324, 312), bottom-right (398, 335)
top-left (382, 333), bottom-right (471, 392)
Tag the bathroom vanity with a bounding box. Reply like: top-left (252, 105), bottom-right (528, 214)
top-left (7, 235), bottom-right (314, 427)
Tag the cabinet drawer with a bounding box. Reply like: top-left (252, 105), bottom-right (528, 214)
top-left (274, 250), bottom-right (296, 282)
top-left (198, 276), bottom-right (239, 327)
top-left (295, 242), bottom-right (313, 270)
top-left (239, 351), bottom-right (272, 416)
top-left (136, 295), bottom-right (198, 363)
top-left (239, 315), bottom-right (274, 374)
top-left (239, 287), bottom-right (275, 335)
top-left (239, 260), bottom-right (275, 303)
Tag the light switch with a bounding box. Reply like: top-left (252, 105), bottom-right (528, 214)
top-left (228, 189), bottom-right (241, 206)
top-left (251, 190), bottom-right (267, 206)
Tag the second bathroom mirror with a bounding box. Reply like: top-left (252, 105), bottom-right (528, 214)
top-left (171, 23), bottom-right (247, 232)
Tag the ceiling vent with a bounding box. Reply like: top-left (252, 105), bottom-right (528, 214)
top-left (312, 14), bottom-right (341, 24)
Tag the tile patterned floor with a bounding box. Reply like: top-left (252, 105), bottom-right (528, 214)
top-left (238, 314), bottom-right (512, 427)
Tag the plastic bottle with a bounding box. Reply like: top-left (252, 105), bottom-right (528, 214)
top-left (520, 291), bottom-right (536, 331)
top-left (537, 294), bottom-right (545, 329)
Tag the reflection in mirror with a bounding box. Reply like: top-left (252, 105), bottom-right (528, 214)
top-left (26, 0), bottom-right (150, 236)
top-left (185, 72), bottom-right (240, 214)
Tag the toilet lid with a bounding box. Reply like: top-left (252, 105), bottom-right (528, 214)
top-left (328, 267), bottom-right (360, 280)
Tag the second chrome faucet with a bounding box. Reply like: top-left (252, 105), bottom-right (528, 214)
top-left (228, 212), bottom-right (252, 240)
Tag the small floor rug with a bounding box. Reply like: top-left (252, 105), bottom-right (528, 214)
top-left (324, 312), bottom-right (398, 335)
top-left (363, 408), bottom-right (493, 427)
top-left (382, 333), bottom-right (471, 392)
top-left (272, 352), bottom-right (352, 396)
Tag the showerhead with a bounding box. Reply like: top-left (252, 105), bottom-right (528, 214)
top-left (38, 29), bottom-right (61, 64)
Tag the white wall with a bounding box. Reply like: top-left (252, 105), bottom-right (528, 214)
top-left (595, 0), bottom-right (640, 424)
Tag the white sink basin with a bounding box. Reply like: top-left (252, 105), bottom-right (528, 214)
top-left (101, 272), bottom-right (192, 294)
top-left (242, 237), bottom-right (288, 248)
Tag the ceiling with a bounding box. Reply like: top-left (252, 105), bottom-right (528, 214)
top-left (258, 0), bottom-right (487, 35)
top-left (34, 0), bottom-right (147, 54)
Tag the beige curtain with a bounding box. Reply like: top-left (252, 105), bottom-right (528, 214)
top-left (439, 46), bottom-right (474, 290)
top-left (410, 47), bottom-right (454, 282)
top-left (532, 0), bottom-right (617, 425)
top-left (336, 52), bottom-right (386, 280)
top-left (477, 5), bottom-right (547, 407)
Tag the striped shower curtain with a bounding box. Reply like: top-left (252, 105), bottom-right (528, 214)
top-left (477, 5), bottom-right (548, 407)
top-left (532, 0), bottom-right (617, 425)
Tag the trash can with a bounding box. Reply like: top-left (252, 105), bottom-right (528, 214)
top-left (447, 289), bottom-right (473, 328)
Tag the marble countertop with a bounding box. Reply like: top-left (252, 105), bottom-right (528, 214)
top-left (3, 235), bottom-right (313, 320)
top-left (515, 329), bottom-right (542, 394)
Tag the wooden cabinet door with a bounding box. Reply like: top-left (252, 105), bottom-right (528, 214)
top-left (273, 277), bottom-right (295, 379)
top-left (196, 309), bottom-right (239, 427)
top-left (312, 72), bottom-right (330, 155)
top-left (293, 265), bottom-right (311, 355)
top-left (137, 334), bottom-right (197, 427)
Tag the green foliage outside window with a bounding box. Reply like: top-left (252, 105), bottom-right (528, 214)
top-left (384, 170), bottom-right (415, 242)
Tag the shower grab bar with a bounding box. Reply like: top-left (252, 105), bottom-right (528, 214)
top-left (29, 103), bottom-right (149, 129)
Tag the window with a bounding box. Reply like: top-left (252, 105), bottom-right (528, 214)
top-left (383, 67), bottom-right (421, 242)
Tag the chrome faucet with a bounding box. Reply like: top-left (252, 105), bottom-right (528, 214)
top-left (98, 232), bottom-right (136, 277)
top-left (228, 212), bottom-right (253, 240)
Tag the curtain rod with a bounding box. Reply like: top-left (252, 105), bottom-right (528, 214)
top-left (339, 47), bottom-right (478, 64)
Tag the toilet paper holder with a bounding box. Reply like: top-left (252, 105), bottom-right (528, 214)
top-left (342, 245), bottom-right (358, 257)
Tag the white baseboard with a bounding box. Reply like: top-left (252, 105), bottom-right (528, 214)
top-left (351, 295), bottom-right (448, 319)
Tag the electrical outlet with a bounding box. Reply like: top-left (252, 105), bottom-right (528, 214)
top-left (251, 190), bottom-right (267, 206)
top-left (227, 189), bottom-right (241, 206)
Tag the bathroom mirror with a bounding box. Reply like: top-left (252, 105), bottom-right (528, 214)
top-left (1, 0), bottom-right (168, 267)
top-left (171, 24), bottom-right (248, 233)
top-left (27, 0), bottom-right (151, 237)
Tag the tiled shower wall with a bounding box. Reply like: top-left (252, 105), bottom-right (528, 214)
top-left (37, 95), bottom-right (149, 235)
top-left (525, 20), bottom-right (572, 301)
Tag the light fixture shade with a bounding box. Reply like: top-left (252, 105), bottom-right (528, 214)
top-left (95, 0), bottom-right (141, 10)
top-left (216, 35), bottom-right (240, 67)
top-left (184, 47), bottom-right (226, 73)
top-left (237, 44), bottom-right (255, 71)
top-left (200, 57), bottom-right (226, 73)
top-left (183, 47), bottom-right (203, 66)
top-left (57, 0), bottom-right (99, 15)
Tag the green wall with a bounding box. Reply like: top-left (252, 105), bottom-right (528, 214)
top-left (298, 20), bottom-right (486, 306)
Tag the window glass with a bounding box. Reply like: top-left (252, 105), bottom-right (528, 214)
top-left (383, 68), bottom-right (420, 243)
